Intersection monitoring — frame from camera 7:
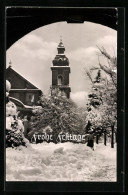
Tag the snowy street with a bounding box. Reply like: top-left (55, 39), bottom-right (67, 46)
top-left (6, 142), bottom-right (116, 181)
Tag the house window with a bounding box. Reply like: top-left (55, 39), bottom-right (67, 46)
top-left (26, 93), bottom-right (35, 105)
top-left (29, 95), bottom-right (31, 100)
top-left (31, 94), bottom-right (35, 103)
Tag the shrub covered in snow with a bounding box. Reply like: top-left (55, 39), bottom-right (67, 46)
top-left (6, 80), bottom-right (27, 148)
top-left (29, 89), bottom-right (86, 143)
top-left (6, 100), bottom-right (27, 147)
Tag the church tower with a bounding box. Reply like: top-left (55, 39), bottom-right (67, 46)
top-left (51, 38), bottom-right (71, 98)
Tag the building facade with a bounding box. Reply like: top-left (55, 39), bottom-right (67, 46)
top-left (51, 39), bottom-right (71, 98)
top-left (6, 66), bottom-right (42, 106)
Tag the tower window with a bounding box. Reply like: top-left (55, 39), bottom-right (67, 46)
top-left (58, 75), bottom-right (63, 85)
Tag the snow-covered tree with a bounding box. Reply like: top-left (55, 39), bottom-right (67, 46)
top-left (98, 47), bottom-right (117, 132)
top-left (85, 69), bottom-right (103, 134)
top-left (29, 89), bottom-right (86, 143)
top-left (85, 47), bottom-right (117, 144)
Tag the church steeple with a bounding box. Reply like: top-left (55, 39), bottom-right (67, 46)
top-left (52, 38), bottom-right (69, 66)
top-left (51, 38), bottom-right (71, 98)
top-left (57, 37), bottom-right (65, 54)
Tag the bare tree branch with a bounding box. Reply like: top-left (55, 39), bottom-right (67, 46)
top-left (96, 45), bottom-right (111, 60)
top-left (85, 69), bottom-right (93, 83)
top-left (99, 63), bottom-right (117, 88)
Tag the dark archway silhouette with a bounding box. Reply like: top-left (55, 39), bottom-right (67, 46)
top-left (6, 8), bottom-right (117, 49)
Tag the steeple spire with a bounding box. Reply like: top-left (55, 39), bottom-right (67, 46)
top-left (60, 35), bottom-right (62, 43)
top-left (9, 60), bottom-right (12, 68)
top-left (52, 38), bottom-right (69, 66)
top-left (57, 36), bottom-right (65, 54)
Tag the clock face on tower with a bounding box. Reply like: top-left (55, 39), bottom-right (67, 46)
top-left (51, 39), bottom-right (71, 98)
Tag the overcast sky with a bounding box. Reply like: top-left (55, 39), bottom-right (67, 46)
top-left (6, 22), bottom-right (117, 107)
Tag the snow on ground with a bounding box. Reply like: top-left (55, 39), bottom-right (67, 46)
top-left (6, 142), bottom-right (116, 181)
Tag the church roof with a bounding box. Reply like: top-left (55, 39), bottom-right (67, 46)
top-left (6, 66), bottom-right (41, 90)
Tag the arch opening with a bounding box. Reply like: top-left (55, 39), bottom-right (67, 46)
top-left (7, 19), bottom-right (117, 107)
top-left (57, 75), bottom-right (63, 86)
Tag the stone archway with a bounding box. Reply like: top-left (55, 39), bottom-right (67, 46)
top-left (6, 7), bottom-right (117, 49)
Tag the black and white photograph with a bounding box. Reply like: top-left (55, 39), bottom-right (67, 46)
top-left (6, 7), bottom-right (117, 182)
